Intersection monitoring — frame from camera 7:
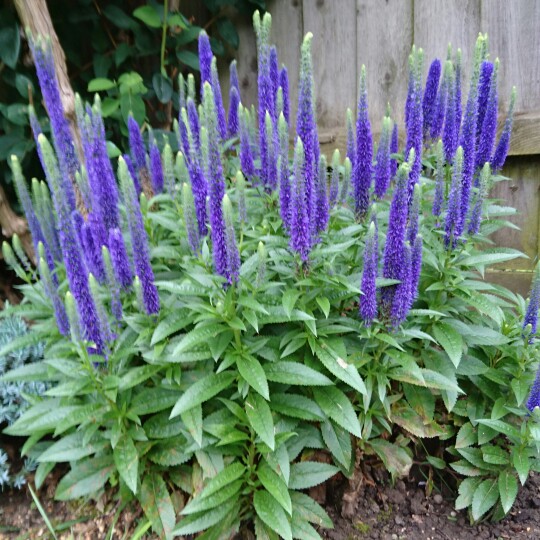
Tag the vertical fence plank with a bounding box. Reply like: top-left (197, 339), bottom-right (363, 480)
top-left (356, 0), bottom-right (414, 132)
top-left (481, 0), bottom-right (540, 114)
top-left (302, 0), bottom-right (357, 132)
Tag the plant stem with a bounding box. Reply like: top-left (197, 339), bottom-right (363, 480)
top-left (160, 0), bottom-right (169, 76)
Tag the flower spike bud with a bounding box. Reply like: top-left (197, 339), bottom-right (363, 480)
top-left (468, 162), bottom-right (491, 235)
top-left (163, 143), bottom-right (175, 198)
top-left (2, 241), bottom-right (27, 283)
top-left (264, 111), bottom-right (277, 189)
top-left (491, 86), bottom-right (516, 173)
top-left (239, 104), bottom-right (256, 181)
top-left (178, 72), bottom-right (186, 111)
top-left (279, 67), bottom-right (290, 124)
top-left (407, 183), bottom-right (421, 244)
top-left (352, 65), bottom-right (373, 218)
top-left (65, 291), bottom-right (81, 343)
top-left (422, 59), bottom-right (442, 139)
top-left (210, 57), bottom-right (227, 139)
top-left (198, 30), bottom-right (213, 86)
top-left (256, 241), bottom-right (267, 288)
top-left (149, 142), bottom-right (164, 194)
top-left (340, 156), bottom-right (352, 204)
top-left (236, 170), bottom-right (247, 223)
top-left (278, 113), bottom-right (291, 228)
top-left (441, 61), bottom-right (457, 162)
top-left (230, 59), bottom-right (240, 95)
top-left (390, 121), bottom-right (398, 178)
top-left (360, 220), bottom-right (378, 325)
top-left (475, 59), bottom-right (499, 170)
top-left (374, 116), bottom-right (392, 199)
top-left (346, 108), bottom-right (356, 165)
top-left (315, 154), bottom-right (329, 235)
top-left (444, 146), bottom-right (464, 247)
top-left (102, 246), bottom-right (122, 322)
top-left (390, 241), bottom-right (412, 328)
top-left (454, 48), bottom-right (463, 137)
top-left (289, 137), bottom-right (310, 262)
top-left (329, 149), bottom-right (341, 207)
top-left (187, 73), bottom-right (196, 101)
top-left (223, 194), bottom-right (240, 284)
top-left (108, 228), bottom-right (132, 289)
top-left (276, 87), bottom-right (284, 120)
top-left (432, 140), bottom-right (445, 217)
top-left (408, 234), bottom-right (423, 309)
top-left (228, 86), bottom-right (240, 138)
top-left (182, 182), bottom-right (200, 255)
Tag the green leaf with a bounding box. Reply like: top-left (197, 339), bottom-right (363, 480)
top-left (174, 499), bottom-right (236, 535)
top-left (253, 490), bottom-right (292, 540)
top-left (38, 432), bottom-right (107, 463)
top-left (471, 479), bottom-right (499, 521)
top-left (0, 361), bottom-right (57, 382)
top-left (114, 436), bottom-right (139, 494)
top-left (257, 463), bottom-right (292, 515)
top-left (133, 5), bottom-right (161, 27)
top-left (177, 50), bottom-right (200, 71)
top-left (368, 439), bottom-right (412, 478)
top-left (282, 290), bottom-right (301, 318)
top-left (455, 477), bottom-right (483, 510)
top-left (170, 372), bottom-right (234, 418)
top-left (131, 387), bottom-right (179, 415)
top-left (217, 18), bottom-right (239, 49)
top-left (311, 340), bottom-right (367, 395)
top-left (152, 73), bottom-right (173, 104)
top-left (172, 324), bottom-right (226, 355)
top-left (0, 24), bottom-right (20, 68)
top-left (236, 353), bottom-right (269, 399)
top-left (140, 473), bottom-right (175, 540)
top-left (312, 387), bottom-right (361, 437)
top-left (88, 78), bottom-right (116, 92)
top-left (245, 392), bottom-right (275, 450)
top-left (264, 361), bottom-right (333, 386)
top-left (320, 420), bottom-right (352, 471)
top-left (476, 419), bottom-right (520, 443)
top-left (199, 462), bottom-right (245, 499)
top-left (271, 393), bottom-right (325, 421)
top-left (148, 440), bottom-right (190, 466)
top-left (482, 445), bottom-right (509, 465)
top-left (151, 310), bottom-right (194, 344)
top-left (459, 249), bottom-right (525, 268)
top-left (181, 404), bottom-right (203, 447)
top-left (120, 92), bottom-right (145, 125)
top-left (182, 480), bottom-right (242, 514)
top-left (498, 471), bottom-right (518, 514)
top-left (316, 297), bottom-right (331, 318)
top-left (433, 323), bottom-right (463, 368)
top-left (291, 518), bottom-right (322, 540)
top-left (455, 423), bottom-right (477, 449)
top-left (55, 456), bottom-right (114, 501)
top-left (289, 491), bottom-right (333, 528)
top-left (118, 364), bottom-right (161, 391)
top-left (512, 447), bottom-right (530, 485)
top-left (289, 462), bottom-right (339, 490)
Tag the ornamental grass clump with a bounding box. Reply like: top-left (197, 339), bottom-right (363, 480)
top-left (2, 19), bottom-right (540, 538)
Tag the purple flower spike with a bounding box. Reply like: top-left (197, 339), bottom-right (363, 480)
top-left (329, 149), bottom-right (340, 208)
top-left (289, 137), bottom-right (310, 262)
top-left (524, 262), bottom-right (540, 342)
top-left (382, 162), bottom-right (410, 311)
top-left (228, 86), bottom-right (240, 138)
top-left (314, 154), bottom-right (329, 235)
top-left (346, 108), bottom-right (356, 167)
top-left (149, 143), bottom-right (164, 194)
top-left (390, 121), bottom-right (398, 178)
top-left (202, 83), bottom-right (228, 278)
top-left (211, 58), bottom-right (227, 139)
top-left (374, 117), bottom-right (392, 199)
top-left (454, 49), bottom-right (463, 150)
top-left (108, 228), bottom-right (133, 289)
top-left (527, 369), bottom-right (540, 412)
top-left (430, 67), bottom-right (448, 141)
top-left (491, 87), bottom-right (516, 173)
top-left (265, 111), bottom-right (277, 190)
top-left (441, 64), bottom-right (457, 164)
top-left (187, 98), bottom-right (201, 154)
top-left (127, 115), bottom-right (147, 172)
top-left (476, 61), bottom-right (494, 144)
top-left (279, 67), bottom-right (290, 124)
top-left (239, 105), bottom-right (256, 180)
top-left (182, 182), bottom-right (200, 255)
top-left (230, 59), bottom-right (240, 95)
top-left (352, 65), bottom-right (373, 218)
top-left (81, 220), bottom-right (105, 283)
top-left (102, 246), bottom-right (122, 322)
top-left (123, 154), bottom-right (141, 195)
top-left (475, 61), bottom-right (499, 171)
top-left (278, 113), bottom-right (291, 229)
top-left (360, 220), bottom-right (378, 325)
top-left (422, 59), bottom-right (441, 139)
top-left (408, 234), bottom-right (423, 309)
top-left (444, 146), bottom-right (464, 247)
top-left (198, 30), bottom-right (213, 86)
top-left (407, 183), bottom-right (421, 244)
top-left (223, 194), bottom-right (241, 284)
top-left (468, 162), bottom-right (491, 235)
top-left (391, 242), bottom-right (412, 328)
top-left (118, 157), bottom-right (159, 315)
top-left (432, 140), bottom-right (445, 217)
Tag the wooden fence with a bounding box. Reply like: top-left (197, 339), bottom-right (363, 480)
top-left (225, 0), bottom-right (540, 295)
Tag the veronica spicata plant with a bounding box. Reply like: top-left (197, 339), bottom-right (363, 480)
top-left (1, 17), bottom-right (539, 539)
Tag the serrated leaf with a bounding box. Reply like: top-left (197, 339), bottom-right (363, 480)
top-left (140, 473), bottom-right (175, 540)
top-left (289, 462), bottom-right (339, 490)
top-left (151, 310), bottom-right (194, 344)
top-left (199, 462), bottom-right (245, 499)
top-left (291, 518), bottom-right (322, 540)
top-left (38, 432), bottom-right (107, 462)
top-left (271, 393), bottom-right (325, 421)
top-left (238, 296), bottom-right (269, 314)
top-left (55, 456), bottom-right (114, 501)
top-left (170, 372), bottom-right (234, 418)
top-left (433, 323), bottom-right (463, 368)
top-left (237, 353), bottom-right (269, 399)
top-left (455, 423), bottom-right (477, 449)
top-left (172, 324), bottom-right (226, 355)
top-left (320, 420), bottom-right (352, 471)
top-left (471, 479), bottom-right (499, 521)
top-left (181, 404), bottom-right (203, 447)
top-left (282, 290), bottom-right (301, 318)
top-left (316, 297), bottom-right (330, 318)
top-left (114, 436), bottom-right (139, 494)
top-left (174, 499), bottom-right (237, 535)
top-left (258, 463), bottom-right (292, 515)
top-left (246, 392), bottom-right (275, 450)
top-left (482, 445), bottom-right (509, 465)
top-left (460, 249), bottom-right (525, 268)
top-left (369, 438), bottom-right (412, 478)
top-left (311, 340), bottom-right (367, 395)
top-left (512, 447), bottom-right (530, 485)
top-left (312, 387), bottom-right (361, 437)
top-left (254, 490), bottom-right (292, 540)
top-left (118, 364), bottom-right (161, 391)
top-left (290, 491), bottom-right (333, 528)
top-left (264, 361), bottom-right (333, 386)
top-left (148, 440), bottom-right (190, 466)
top-left (455, 477), bottom-right (483, 510)
top-left (498, 471), bottom-right (518, 514)
top-left (476, 419), bottom-right (520, 442)
top-left (182, 480), bottom-right (242, 514)
top-left (131, 387), bottom-right (179, 415)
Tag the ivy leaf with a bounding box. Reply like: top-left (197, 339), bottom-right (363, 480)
top-left (471, 479), bottom-right (499, 521)
top-left (246, 392), bottom-right (275, 450)
top-left (177, 50), bottom-right (200, 71)
top-left (133, 5), bottom-right (161, 28)
top-left (170, 372), bottom-right (234, 418)
top-left (114, 436), bottom-right (139, 494)
top-left (498, 471), bottom-right (518, 514)
top-left (433, 323), bottom-right (463, 368)
top-left (152, 73), bottom-right (173, 104)
top-left (140, 473), bottom-right (176, 540)
top-left (253, 490), bottom-right (292, 540)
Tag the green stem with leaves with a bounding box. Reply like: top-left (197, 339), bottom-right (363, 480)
top-left (160, 0), bottom-right (169, 76)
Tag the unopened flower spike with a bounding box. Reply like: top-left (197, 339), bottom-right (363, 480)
top-left (230, 59), bottom-right (240, 96)
top-left (187, 73), bottom-right (196, 101)
top-left (432, 140), bottom-right (445, 217)
top-left (340, 156), bottom-right (352, 204)
top-left (187, 98), bottom-right (201, 152)
top-left (422, 59), bottom-right (441, 138)
top-left (182, 182), bottom-right (200, 255)
top-left (408, 234), bottom-right (423, 309)
top-left (210, 57), bottom-right (227, 139)
top-left (65, 291), bottom-right (82, 343)
top-left (390, 121), bottom-right (398, 178)
top-left (444, 146), bottom-right (464, 247)
top-left (407, 183), bottom-right (421, 244)
top-left (222, 194), bottom-right (241, 284)
top-left (360, 219), bottom-right (378, 325)
top-left (277, 113), bottom-right (291, 228)
top-left (329, 149), bottom-right (340, 207)
top-left (108, 228), bottom-right (132, 289)
top-left (256, 241), bottom-right (267, 288)
top-left (289, 137), bottom-right (310, 262)
top-left (491, 87), bottom-right (516, 173)
top-left (279, 67), bottom-right (290, 124)
top-left (236, 171), bottom-right (247, 223)
top-left (162, 143), bottom-right (175, 198)
top-left (468, 162), bottom-right (491, 235)
top-left (314, 154), bottom-right (329, 235)
top-left (178, 72), bottom-right (186, 111)
top-left (374, 116), bottom-right (392, 199)
top-left (352, 65), bottom-right (373, 218)
top-left (101, 246), bottom-right (122, 322)
top-left (441, 62), bottom-right (457, 163)
top-left (524, 262), bottom-right (540, 345)
top-left (265, 111), bottom-right (277, 189)
top-left (346, 108), bottom-right (356, 165)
